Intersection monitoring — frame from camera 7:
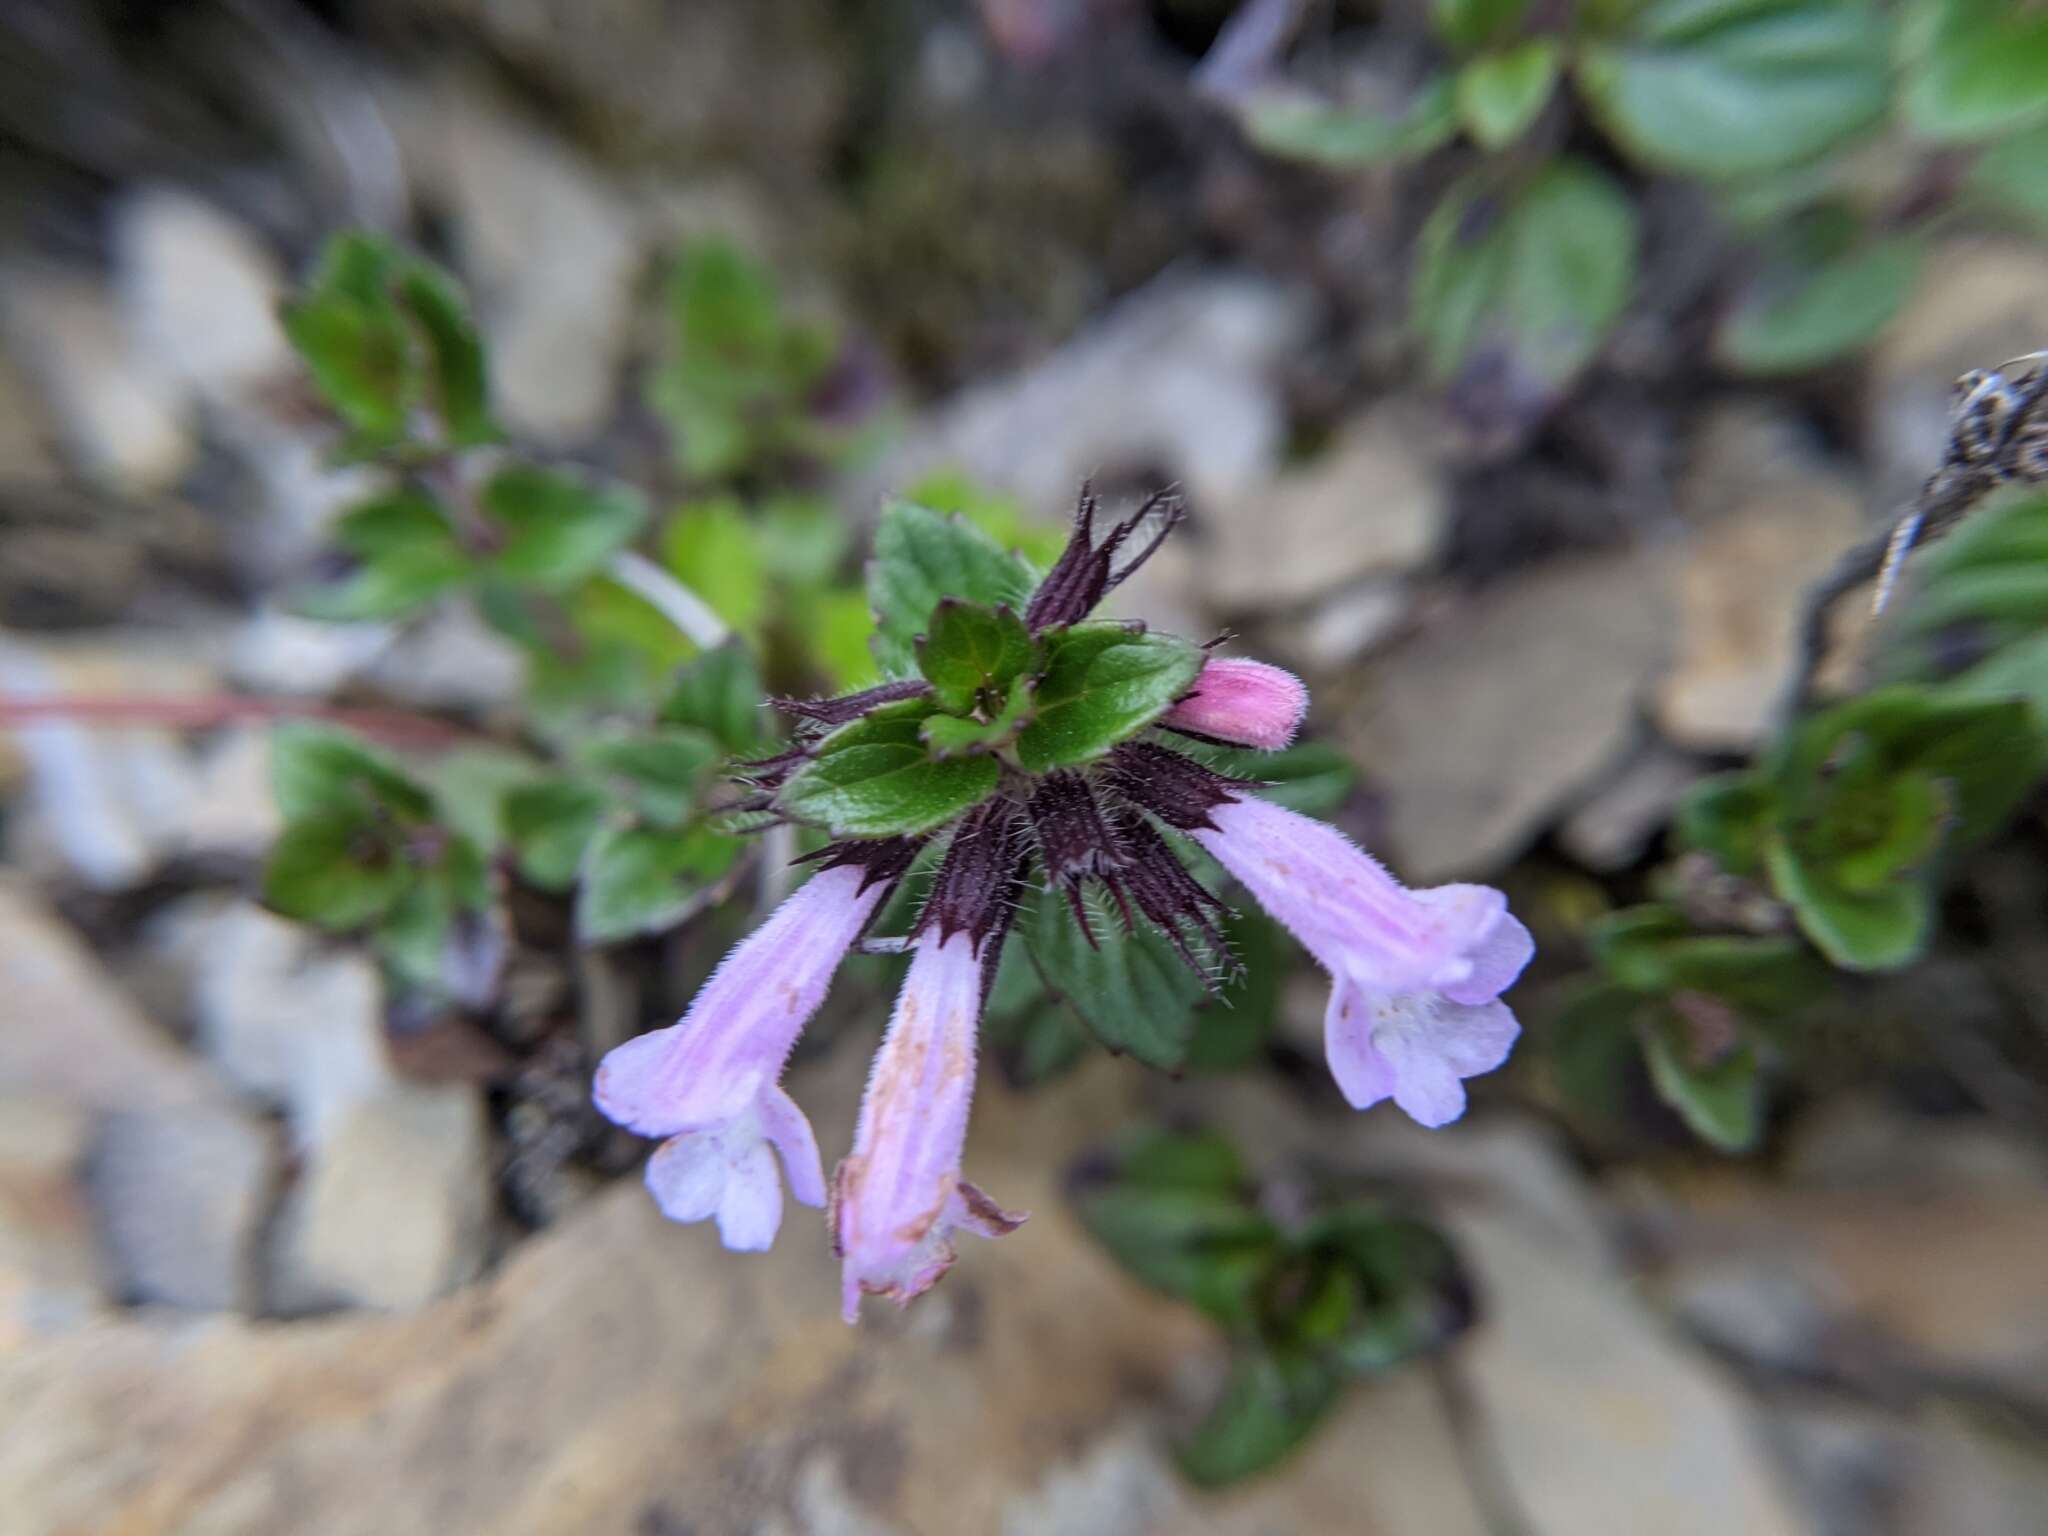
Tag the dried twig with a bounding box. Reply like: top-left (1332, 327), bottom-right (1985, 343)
top-left (1776, 352), bottom-right (2048, 724)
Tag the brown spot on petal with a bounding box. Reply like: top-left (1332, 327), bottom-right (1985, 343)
top-left (828, 1157), bottom-right (861, 1257)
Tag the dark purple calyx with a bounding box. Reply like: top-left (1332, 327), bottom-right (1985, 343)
top-left (917, 799), bottom-right (1030, 960)
top-left (1104, 812), bottom-right (1233, 981)
top-left (771, 679), bottom-right (932, 728)
top-left (1027, 768), bottom-right (1122, 896)
top-left (1103, 742), bottom-right (1249, 831)
top-left (797, 835), bottom-right (925, 897)
top-left (1023, 483), bottom-right (1188, 633)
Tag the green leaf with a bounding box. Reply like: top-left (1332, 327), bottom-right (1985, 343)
top-left (1238, 79), bottom-right (1458, 168)
top-left (1827, 770), bottom-right (1948, 893)
top-left (1185, 906), bottom-right (1281, 1072)
top-left (1456, 42), bottom-right (1561, 149)
top-left (1432, 0), bottom-right (1531, 50)
top-left (503, 778), bottom-right (607, 891)
top-left (802, 588), bottom-right (884, 691)
top-left (281, 234), bottom-right (410, 443)
top-left (263, 811), bottom-right (414, 930)
top-left (1576, 0), bottom-right (1890, 177)
top-left (1949, 629), bottom-right (2048, 718)
top-left (1717, 227), bottom-right (1922, 375)
top-left (1027, 885), bottom-right (1209, 1070)
top-left (1587, 903), bottom-right (1694, 992)
top-left (1766, 835), bottom-right (1932, 970)
top-left (920, 673), bottom-right (1038, 759)
top-left (578, 727), bottom-right (723, 829)
top-left (664, 498), bottom-right (769, 638)
top-left (270, 724), bottom-right (432, 823)
top-left (479, 467), bottom-right (646, 590)
top-left (577, 822), bottom-right (742, 944)
top-left (1902, 0), bottom-right (2048, 143)
top-left (866, 499), bottom-right (1034, 680)
top-left (660, 640), bottom-right (768, 754)
top-left (1545, 979), bottom-right (1649, 1126)
top-left (1677, 770), bottom-right (1775, 877)
top-left (1965, 120), bottom-right (2048, 235)
top-left (1412, 160), bottom-right (1637, 420)
top-left (1777, 686), bottom-right (2048, 849)
top-left (1301, 1206), bottom-right (1473, 1372)
top-left (426, 745), bottom-right (546, 853)
top-left (1074, 1183), bottom-right (1278, 1327)
top-left (395, 261), bottom-right (498, 448)
top-left (756, 495), bottom-right (851, 587)
top-left (1014, 624), bottom-right (1204, 773)
top-left (296, 491), bottom-right (471, 621)
top-left (1641, 1009), bottom-right (1762, 1152)
top-left (1178, 1349), bottom-right (1344, 1489)
top-left (775, 699), bottom-right (1001, 837)
top-left (915, 600), bottom-right (1041, 715)
top-left (1071, 1131), bottom-right (1278, 1325)
top-left (1588, 903), bottom-right (1827, 1015)
top-left (907, 470), bottom-right (1070, 569)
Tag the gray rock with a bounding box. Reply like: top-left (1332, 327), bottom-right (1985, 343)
top-left (417, 76), bottom-right (643, 445)
top-left (0, 1054), bottom-right (1492, 1535)
top-left (0, 879), bottom-right (218, 1113)
top-left (1344, 549), bottom-right (1668, 881)
top-left (0, 638), bottom-right (211, 890)
top-left (1654, 407), bottom-right (1865, 750)
top-left (0, 268), bottom-right (193, 495)
top-left (112, 187), bottom-right (291, 411)
top-left (1271, 578), bottom-right (1411, 670)
top-left (1559, 737), bottom-right (1704, 873)
top-left (0, 1098), bottom-right (108, 1338)
top-left (182, 902), bottom-right (390, 1142)
top-left (871, 271), bottom-right (1309, 520)
top-left (269, 1081), bottom-right (491, 1312)
top-left (1205, 405), bottom-right (1449, 613)
top-left (1769, 1398), bottom-right (2048, 1536)
top-left (88, 1104), bottom-right (277, 1311)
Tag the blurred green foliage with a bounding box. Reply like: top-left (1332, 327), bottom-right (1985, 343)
top-left (272, 232), bottom-right (1072, 979)
top-left (1549, 488), bottom-right (2048, 1150)
top-left (1073, 1129), bottom-right (1472, 1486)
top-left (1236, 0), bottom-right (2048, 429)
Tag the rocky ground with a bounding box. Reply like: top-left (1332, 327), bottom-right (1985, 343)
top-left (4, 2), bottom-right (2048, 1532)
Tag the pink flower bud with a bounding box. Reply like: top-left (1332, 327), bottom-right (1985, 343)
top-left (833, 931), bottom-right (1024, 1321)
top-left (1162, 657), bottom-right (1308, 750)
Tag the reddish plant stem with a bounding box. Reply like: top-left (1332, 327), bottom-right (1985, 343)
top-left (0, 694), bottom-right (482, 749)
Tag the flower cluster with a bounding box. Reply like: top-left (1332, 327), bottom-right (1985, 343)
top-left (594, 488), bottom-right (1533, 1319)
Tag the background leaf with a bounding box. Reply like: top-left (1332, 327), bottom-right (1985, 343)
top-left (1026, 885), bottom-right (1209, 1069)
top-left (1239, 81), bottom-right (1458, 168)
top-left (1576, 0), bottom-right (1889, 177)
top-left (1412, 160), bottom-right (1637, 422)
top-left (1902, 0), bottom-right (2048, 143)
top-left (1456, 42), bottom-right (1560, 150)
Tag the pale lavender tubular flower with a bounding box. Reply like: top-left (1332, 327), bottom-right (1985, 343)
top-left (1162, 656), bottom-right (1308, 750)
top-left (1112, 744), bottom-right (1532, 1128)
top-left (594, 843), bottom-right (913, 1251)
top-left (833, 803), bottom-right (1026, 1321)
